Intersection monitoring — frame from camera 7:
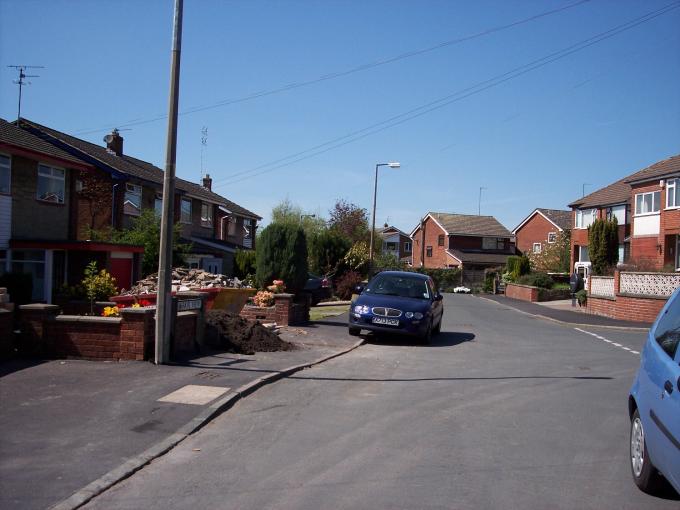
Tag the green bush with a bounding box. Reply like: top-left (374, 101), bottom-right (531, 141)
top-left (414, 267), bottom-right (461, 292)
top-left (81, 261), bottom-right (118, 314)
top-left (517, 272), bottom-right (554, 289)
top-left (506, 255), bottom-right (530, 281)
top-left (336, 271), bottom-right (363, 300)
top-left (575, 289), bottom-right (587, 306)
top-left (308, 229), bottom-right (351, 276)
top-left (234, 249), bottom-right (257, 279)
top-left (256, 223), bottom-right (308, 293)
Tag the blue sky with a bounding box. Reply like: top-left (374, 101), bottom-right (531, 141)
top-left (1, 0), bottom-right (679, 234)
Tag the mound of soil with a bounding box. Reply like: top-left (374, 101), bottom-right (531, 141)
top-left (205, 310), bottom-right (295, 355)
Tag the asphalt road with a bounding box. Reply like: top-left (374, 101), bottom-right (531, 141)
top-left (85, 294), bottom-right (679, 509)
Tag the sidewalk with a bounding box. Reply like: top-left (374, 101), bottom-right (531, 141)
top-left (480, 294), bottom-right (651, 329)
top-left (0, 314), bottom-right (356, 510)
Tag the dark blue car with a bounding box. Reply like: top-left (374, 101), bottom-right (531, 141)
top-left (629, 287), bottom-right (680, 495)
top-left (348, 271), bottom-right (444, 344)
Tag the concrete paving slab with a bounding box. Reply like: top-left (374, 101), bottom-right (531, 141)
top-left (157, 385), bottom-right (230, 405)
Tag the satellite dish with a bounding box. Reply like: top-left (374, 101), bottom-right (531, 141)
top-left (103, 134), bottom-right (114, 144)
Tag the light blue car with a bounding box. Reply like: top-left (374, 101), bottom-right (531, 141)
top-left (629, 287), bottom-right (680, 495)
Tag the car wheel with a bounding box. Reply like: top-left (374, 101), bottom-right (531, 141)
top-left (433, 314), bottom-right (442, 335)
top-left (348, 327), bottom-right (360, 337)
top-left (630, 408), bottom-right (663, 494)
top-left (419, 321), bottom-right (432, 345)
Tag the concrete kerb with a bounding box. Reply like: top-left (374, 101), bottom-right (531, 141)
top-left (476, 296), bottom-right (649, 332)
top-left (49, 337), bottom-right (366, 510)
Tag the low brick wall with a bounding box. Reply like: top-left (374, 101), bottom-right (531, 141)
top-left (240, 293), bottom-right (309, 326)
top-left (587, 294), bottom-right (666, 324)
top-left (505, 283), bottom-right (539, 302)
top-left (47, 316), bottom-right (123, 360)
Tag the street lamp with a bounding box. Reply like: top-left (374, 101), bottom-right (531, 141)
top-left (368, 161), bottom-right (400, 277)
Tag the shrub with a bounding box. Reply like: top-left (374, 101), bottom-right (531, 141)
top-left (256, 223), bottom-right (308, 293)
top-left (81, 261), bottom-right (117, 315)
top-left (506, 255), bottom-right (531, 281)
top-left (413, 267), bottom-right (461, 292)
top-left (234, 249), bottom-right (257, 279)
top-left (517, 272), bottom-right (554, 289)
top-left (588, 218), bottom-right (619, 275)
top-left (575, 289), bottom-right (587, 306)
top-left (335, 271), bottom-right (363, 300)
top-left (308, 229), bottom-right (351, 276)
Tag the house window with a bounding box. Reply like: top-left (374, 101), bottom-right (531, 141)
top-left (635, 191), bottom-right (660, 215)
top-left (426, 246), bottom-right (433, 257)
top-left (482, 238), bottom-right (495, 250)
top-left (667, 179), bottom-right (678, 208)
top-left (201, 203), bottom-right (213, 227)
top-left (547, 232), bottom-right (557, 244)
top-left (227, 217), bottom-right (236, 237)
top-left (496, 238), bottom-right (505, 250)
top-left (123, 183), bottom-right (142, 216)
top-left (37, 164), bottom-right (65, 203)
top-left (575, 208), bottom-right (596, 229)
top-left (243, 218), bottom-right (253, 248)
top-left (154, 193), bottom-right (163, 216)
top-left (384, 242), bottom-right (398, 251)
top-left (0, 154), bottom-right (10, 194)
top-left (180, 198), bottom-right (192, 223)
top-left (578, 245), bottom-right (590, 263)
top-left (404, 241), bottom-right (412, 253)
top-left (11, 250), bottom-right (45, 301)
top-left (438, 234), bottom-right (445, 246)
top-left (606, 204), bottom-right (626, 224)
top-left (533, 243), bottom-right (542, 254)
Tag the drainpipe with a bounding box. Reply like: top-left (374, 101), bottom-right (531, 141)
top-left (111, 183), bottom-right (119, 233)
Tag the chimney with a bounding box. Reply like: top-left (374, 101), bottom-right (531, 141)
top-left (202, 173), bottom-right (212, 191)
top-left (104, 129), bottom-right (123, 156)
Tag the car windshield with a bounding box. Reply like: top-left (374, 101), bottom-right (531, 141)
top-left (365, 274), bottom-right (430, 299)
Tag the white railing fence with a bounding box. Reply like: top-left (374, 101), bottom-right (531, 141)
top-left (590, 276), bottom-right (615, 298)
top-left (619, 272), bottom-right (680, 297)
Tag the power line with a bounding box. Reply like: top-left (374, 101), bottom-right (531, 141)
top-left (211, 1), bottom-right (680, 188)
top-left (73, 0), bottom-right (590, 135)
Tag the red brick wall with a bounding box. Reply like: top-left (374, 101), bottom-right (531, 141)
top-left (412, 216), bottom-right (450, 268)
top-left (515, 214), bottom-right (561, 255)
top-left (505, 283), bottom-right (539, 302)
top-left (587, 294), bottom-right (665, 324)
top-left (240, 294), bottom-right (309, 326)
top-left (48, 317), bottom-right (123, 360)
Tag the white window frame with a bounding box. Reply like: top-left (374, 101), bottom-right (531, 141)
top-left (154, 193), bottom-right (163, 217)
top-left (180, 198), bottom-right (192, 224)
top-left (123, 183), bottom-right (142, 216)
top-left (575, 208), bottom-right (596, 229)
top-left (666, 178), bottom-right (679, 209)
top-left (547, 232), bottom-right (557, 244)
top-left (37, 164), bottom-right (65, 204)
top-left (243, 218), bottom-right (252, 238)
top-left (635, 191), bottom-right (660, 216)
top-left (0, 153), bottom-right (11, 194)
top-left (200, 202), bottom-right (213, 227)
top-left (404, 241), bottom-right (412, 253)
top-left (533, 242), bottom-right (542, 254)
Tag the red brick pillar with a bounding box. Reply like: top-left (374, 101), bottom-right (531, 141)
top-left (613, 269), bottom-right (621, 295)
top-left (119, 308), bottom-right (155, 360)
top-left (18, 304), bottom-right (61, 356)
top-left (274, 293), bottom-right (294, 326)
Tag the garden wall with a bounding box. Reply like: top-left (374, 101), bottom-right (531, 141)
top-left (240, 293), bottom-right (309, 326)
top-left (587, 270), bottom-right (678, 324)
top-left (505, 283), bottom-right (539, 302)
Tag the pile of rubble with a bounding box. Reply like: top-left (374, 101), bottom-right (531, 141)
top-left (120, 268), bottom-right (251, 295)
top-left (205, 311), bottom-right (295, 355)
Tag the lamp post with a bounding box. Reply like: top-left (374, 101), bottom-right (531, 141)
top-left (368, 161), bottom-right (400, 277)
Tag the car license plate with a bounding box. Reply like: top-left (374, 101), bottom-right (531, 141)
top-left (372, 317), bottom-right (399, 326)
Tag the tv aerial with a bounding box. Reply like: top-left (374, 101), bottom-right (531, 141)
top-left (7, 65), bottom-right (44, 120)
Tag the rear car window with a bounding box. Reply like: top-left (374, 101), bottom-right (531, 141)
top-left (654, 295), bottom-right (680, 359)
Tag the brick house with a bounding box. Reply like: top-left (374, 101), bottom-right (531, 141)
top-left (410, 212), bottom-right (515, 284)
top-left (378, 225), bottom-right (412, 264)
top-left (0, 118), bottom-right (143, 302)
top-left (18, 118), bottom-right (260, 277)
top-left (567, 154), bottom-right (680, 274)
top-left (624, 154), bottom-right (680, 270)
top-left (568, 177), bottom-right (632, 274)
top-left (512, 208), bottom-right (571, 256)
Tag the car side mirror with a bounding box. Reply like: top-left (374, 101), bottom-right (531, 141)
top-left (354, 284), bottom-right (365, 294)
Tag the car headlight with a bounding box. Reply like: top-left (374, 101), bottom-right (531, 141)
top-left (354, 305), bottom-right (369, 314)
top-left (405, 312), bottom-right (423, 319)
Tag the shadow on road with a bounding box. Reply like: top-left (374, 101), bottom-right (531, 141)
top-left (288, 374), bottom-right (614, 383)
top-left (0, 358), bottom-right (49, 377)
top-left (367, 331), bottom-right (475, 348)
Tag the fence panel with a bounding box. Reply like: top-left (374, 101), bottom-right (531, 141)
top-left (590, 276), bottom-right (615, 298)
top-left (619, 272), bottom-right (680, 297)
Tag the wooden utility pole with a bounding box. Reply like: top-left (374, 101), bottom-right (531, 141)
top-left (156, 0), bottom-right (184, 364)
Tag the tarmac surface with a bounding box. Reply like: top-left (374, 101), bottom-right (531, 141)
top-left (0, 314), bottom-right (356, 510)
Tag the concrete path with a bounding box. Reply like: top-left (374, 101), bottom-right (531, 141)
top-left (0, 315), bottom-right (358, 510)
